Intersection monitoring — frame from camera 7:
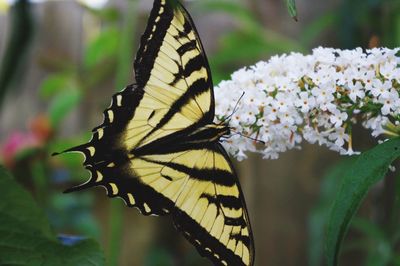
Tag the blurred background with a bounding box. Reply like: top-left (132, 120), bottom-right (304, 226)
top-left (0, 0), bottom-right (399, 265)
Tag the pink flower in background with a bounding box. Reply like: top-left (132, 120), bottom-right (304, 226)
top-left (1, 114), bottom-right (52, 168)
top-left (1, 132), bottom-right (40, 168)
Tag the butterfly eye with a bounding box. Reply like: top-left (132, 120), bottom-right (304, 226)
top-left (225, 127), bottom-right (231, 136)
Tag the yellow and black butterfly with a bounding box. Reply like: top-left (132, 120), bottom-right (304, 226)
top-left (56, 0), bottom-right (255, 265)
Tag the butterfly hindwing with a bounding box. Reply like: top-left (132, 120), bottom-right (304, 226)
top-left (129, 143), bottom-right (254, 266)
top-left (173, 145), bottom-right (254, 266)
top-left (61, 85), bottom-right (174, 216)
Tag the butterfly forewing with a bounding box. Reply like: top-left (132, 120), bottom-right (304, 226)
top-left (124, 0), bottom-right (214, 150)
top-left (59, 0), bottom-right (255, 265)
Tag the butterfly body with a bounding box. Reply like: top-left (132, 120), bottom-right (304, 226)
top-left (58, 0), bottom-right (255, 265)
top-left (131, 122), bottom-right (230, 151)
top-left (131, 124), bottom-right (230, 158)
top-left (186, 123), bottom-right (230, 143)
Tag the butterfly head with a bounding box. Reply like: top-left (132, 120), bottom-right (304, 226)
top-left (188, 123), bottom-right (231, 144)
top-left (215, 123), bottom-right (231, 137)
top-left (206, 123), bottom-right (231, 142)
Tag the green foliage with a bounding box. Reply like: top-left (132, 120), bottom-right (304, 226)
top-left (336, 0), bottom-right (400, 47)
top-left (310, 156), bottom-right (400, 266)
top-left (342, 173), bottom-right (400, 266)
top-left (0, 166), bottom-right (104, 266)
top-left (39, 72), bottom-right (75, 99)
top-left (144, 247), bottom-right (175, 266)
top-left (308, 157), bottom-right (357, 266)
top-left (84, 28), bottom-right (120, 69)
top-left (284, 0), bottom-right (298, 20)
top-left (48, 89), bottom-right (82, 127)
top-left (326, 138), bottom-right (400, 266)
top-left (0, 5), bottom-right (125, 264)
top-left (49, 192), bottom-right (100, 238)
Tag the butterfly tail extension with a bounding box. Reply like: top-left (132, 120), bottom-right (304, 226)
top-left (63, 176), bottom-right (97, 193)
top-left (52, 143), bottom-right (95, 165)
top-left (63, 160), bottom-right (116, 194)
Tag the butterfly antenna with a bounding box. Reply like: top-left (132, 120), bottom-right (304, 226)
top-left (242, 133), bottom-right (265, 145)
top-left (223, 92), bottom-right (245, 122)
top-left (229, 129), bottom-right (265, 145)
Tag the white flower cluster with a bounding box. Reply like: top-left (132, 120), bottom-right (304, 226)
top-left (214, 47), bottom-right (400, 160)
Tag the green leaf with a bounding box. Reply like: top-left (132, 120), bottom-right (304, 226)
top-left (284, 0), bottom-right (297, 21)
top-left (49, 89), bottom-right (82, 127)
top-left (144, 247), bottom-right (175, 266)
top-left (39, 72), bottom-right (74, 99)
top-left (308, 157), bottom-right (356, 266)
top-left (326, 138), bottom-right (400, 266)
top-left (84, 28), bottom-right (120, 69)
top-left (0, 165), bottom-right (104, 266)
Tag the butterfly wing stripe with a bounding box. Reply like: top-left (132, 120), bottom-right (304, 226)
top-left (181, 55), bottom-right (207, 79)
top-left (167, 147), bottom-right (253, 265)
top-left (138, 78), bottom-right (210, 146)
top-left (128, 147), bottom-right (253, 265)
top-left (215, 144), bottom-right (255, 265)
top-left (130, 116), bottom-right (213, 155)
top-left (201, 194), bottom-right (244, 210)
top-left (231, 233), bottom-right (251, 248)
top-left (141, 157), bottom-right (236, 187)
top-left (62, 0), bottom-right (215, 164)
top-left (174, 210), bottom-right (246, 266)
top-left (177, 39), bottom-right (197, 55)
top-left (120, 1), bottom-right (214, 150)
top-left (170, 55), bottom-right (205, 86)
top-left (64, 138), bottom-right (254, 266)
top-left (134, 0), bottom-right (172, 86)
top-left (176, 3), bottom-right (215, 118)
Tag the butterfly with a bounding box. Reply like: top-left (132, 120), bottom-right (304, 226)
top-left (56, 0), bottom-right (255, 265)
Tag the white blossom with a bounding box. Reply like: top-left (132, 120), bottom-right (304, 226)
top-left (214, 47), bottom-right (400, 160)
top-left (348, 81), bottom-right (365, 102)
